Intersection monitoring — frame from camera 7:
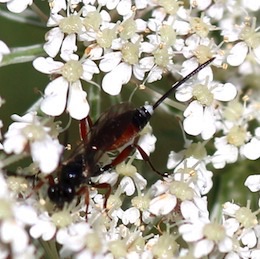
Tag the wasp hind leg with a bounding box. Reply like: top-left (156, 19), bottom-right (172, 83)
top-left (99, 141), bottom-right (168, 178)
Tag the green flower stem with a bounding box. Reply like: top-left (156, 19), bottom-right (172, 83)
top-left (0, 153), bottom-right (28, 169)
top-left (39, 239), bottom-right (60, 259)
top-left (1, 44), bottom-right (45, 67)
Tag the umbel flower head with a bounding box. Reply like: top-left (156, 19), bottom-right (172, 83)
top-left (0, 0), bottom-right (260, 258)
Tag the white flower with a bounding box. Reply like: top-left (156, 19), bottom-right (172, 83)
top-left (176, 69), bottom-right (237, 139)
top-left (179, 218), bottom-right (233, 258)
top-left (206, 0), bottom-right (236, 20)
top-left (3, 112), bottom-right (63, 173)
top-left (222, 202), bottom-right (259, 257)
top-left (56, 222), bottom-right (92, 253)
top-left (43, 10), bottom-right (82, 58)
top-left (0, 0), bottom-right (32, 13)
top-left (225, 17), bottom-right (260, 66)
top-left (33, 55), bottom-right (99, 119)
top-left (115, 164), bottom-right (147, 194)
top-left (30, 212), bottom-right (57, 241)
top-left (0, 173), bottom-right (37, 257)
top-left (211, 136), bottom-right (239, 169)
top-left (99, 38), bottom-right (145, 95)
top-left (222, 202), bottom-right (258, 229)
top-left (173, 157), bottom-right (213, 195)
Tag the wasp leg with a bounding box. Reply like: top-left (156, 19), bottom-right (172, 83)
top-left (27, 174), bottom-right (55, 198)
top-left (100, 141), bottom-right (168, 178)
top-left (133, 144), bottom-right (168, 177)
top-left (76, 186), bottom-right (90, 220)
top-left (89, 182), bottom-right (112, 210)
top-left (79, 116), bottom-right (93, 141)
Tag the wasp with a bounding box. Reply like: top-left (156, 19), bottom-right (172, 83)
top-left (46, 58), bottom-right (215, 213)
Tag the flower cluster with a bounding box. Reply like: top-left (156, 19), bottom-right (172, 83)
top-left (0, 0), bottom-right (260, 258)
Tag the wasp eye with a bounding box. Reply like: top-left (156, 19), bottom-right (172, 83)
top-left (48, 184), bottom-right (75, 208)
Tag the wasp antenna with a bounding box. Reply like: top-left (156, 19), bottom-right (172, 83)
top-left (152, 57), bottom-right (215, 110)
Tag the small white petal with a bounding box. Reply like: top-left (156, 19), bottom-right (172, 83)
top-left (167, 150), bottom-right (185, 169)
top-left (102, 63), bottom-right (131, 95)
top-left (181, 200), bottom-right (199, 220)
top-left (212, 143), bottom-right (238, 169)
top-left (241, 229), bottom-right (257, 248)
top-left (183, 101), bottom-right (204, 136)
top-left (227, 42), bottom-right (248, 66)
top-left (33, 57), bottom-right (63, 74)
top-left (149, 194), bottom-right (177, 215)
top-left (121, 207), bottom-right (140, 225)
top-left (6, 0), bottom-right (32, 13)
top-left (0, 41), bottom-right (10, 55)
top-left (3, 134), bottom-right (27, 154)
top-left (201, 107), bottom-right (216, 140)
top-left (212, 83), bottom-right (237, 101)
top-left (146, 66), bottom-right (163, 83)
top-left (14, 205), bottom-right (37, 225)
top-left (242, 138), bottom-right (260, 160)
top-left (173, 20), bottom-right (190, 35)
top-left (139, 56), bottom-right (154, 69)
top-left (31, 137), bottom-right (63, 173)
top-left (222, 202), bottom-right (240, 215)
top-left (30, 220), bottom-right (56, 240)
top-left (60, 34), bottom-right (77, 61)
top-left (49, 0), bottom-right (66, 13)
top-left (208, 4), bottom-right (224, 20)
top-left (132, 173), bottom-right (147, 190)
top-left (255, 127), bottom-right (260, 137)
top-left (194, 239), bottom-right (214, 258)
top-left (99, 52), bottom-right (122, 72)
top-left (66, 81), bottom-right (89, 120)
top-left (175, 84), bottom-right (193, 102)
top-left (218, 237), bottom-right (233, 252)
top-left (41, 77), bottom-right (68, 117)
top-left (179, 221), bottom-right (205, 242)
top-left (106, 0), bottom-right (120, 9)
top-left (193, 0), bottom-right (211, 10)
top-left (10, 113), bottom-right (34, 123)
top-left (242, 0), bottom-right (260, 11)
top-left (81, 59), bottom-right (99, 81)
top-left (1, 221), bottom-right (29, 253)
top-left (120, 176), bottom-right (135, 196)
top-left (136, 132), bottom-right (156, 159)
top-left (224, 218), bottom-right (240, 236)
top-left (244, 175), bottom-right (260, 192)
top-left (43, 28), bottom-right (64, 58)
top-left (117, 0), bottom-right (132, 16)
